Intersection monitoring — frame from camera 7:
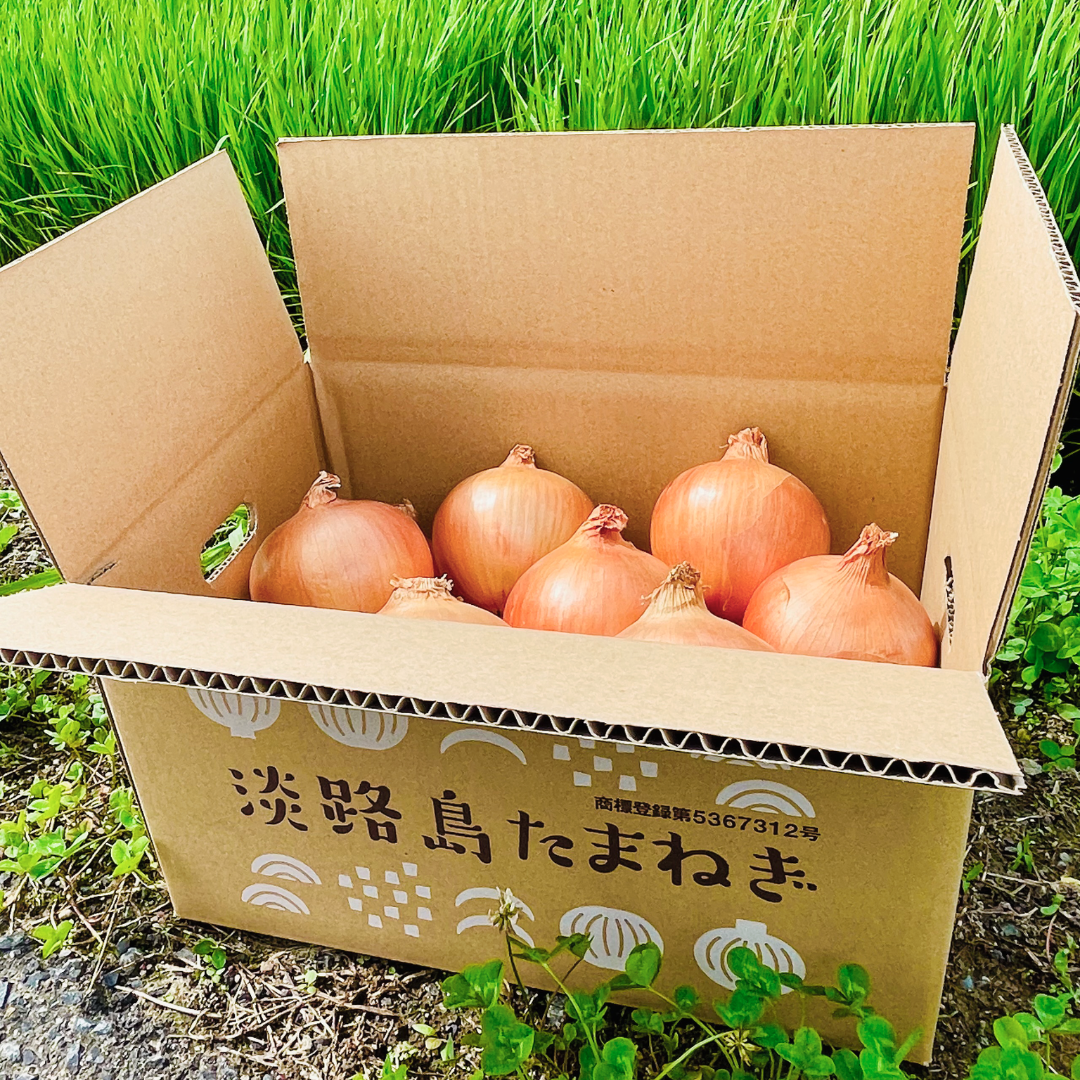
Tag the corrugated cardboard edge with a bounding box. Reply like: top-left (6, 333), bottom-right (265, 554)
top-left (984, 127), bottom-right (1080, 669)
top-left (276, 120), bottom-right (974, 145)
top-left (0, 646), bottom-right (1021, 794)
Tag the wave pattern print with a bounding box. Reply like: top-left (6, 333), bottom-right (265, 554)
top-left (440, 729), bottom-right (527, 763)
top-left (240, 883), bottom-right (311, 915)
top-left (454, 887), bottom-right (536, 946)
top-left (715, 780), bottom-right (815, 818)
top-left (250, 854), bottom-right (322, 885)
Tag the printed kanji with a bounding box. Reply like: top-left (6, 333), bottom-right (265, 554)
top-left (594, 796), bottom-right (614, 811)
top-left (672, 807), bottom-right (692, 822)
top-left (651, 804), bottom-right (671, 819)
top-left (585, 822), bottom-right (643, 873)
top-left (614, 799), bottom-right (633, 814)
top-left (356, 781), bottom-right (401, 843)
top-left (424, 789), bottom-right (491, 864)
top-left (317, 777), bottom-right (401, 841)
top-left (654, 831), bottom-right (731, 887)
top-left (247, 766), bottom-right (307, 831)
top-left (633, 801), bottom-right (652, 816)
top-left (318, 776), bottom-right (359, 834)
top-left (749, 846), bottom-right (818, 903)
top-left (801, 826), bottom-right (820, 842)
top-left (228, 768), bottom-right (254, 817)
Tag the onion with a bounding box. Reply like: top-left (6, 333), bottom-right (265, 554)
top-left (742, 524), bottom-right (938, 666)
top-left (432, 444), bottom-right (594, 613)
top-left (618, 563), bottom-right (775, 652)
top-left (650, 427), bottom-right (830, 623)
top-left (378, 576), bottom-right (508, 626)
top-left (503, 505), bottom-right (668, 636)
top-left (250, 472), bottom-right (433, 612)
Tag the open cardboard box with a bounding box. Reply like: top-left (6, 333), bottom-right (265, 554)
top-left (0, 124), bottom-right (1077, 1061)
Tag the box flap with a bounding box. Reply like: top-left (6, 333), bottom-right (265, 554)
top-left (278, 126), bottom-right (974, 589)
top-left (0, 584), bottom-right (1021, 791)
top-left (923, 128), bottom-right (1080, 671)
top-left (0, 152), bottom-right (322, 598)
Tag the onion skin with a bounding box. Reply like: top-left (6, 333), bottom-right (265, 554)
top-left (503, 505), bottom-right (668, 636)
top-left (250, 472), bottom-right (433, 612)
top-left (618, 563), bottom-right (775, 651)
top-left (378, 576), bottom-right (507, 626)
top-left (650, 428), bottom-right (830, 623)
top-left (742, 524), bottom-right (938, 667)
top-left (432, 444), bottom-right (594, 613)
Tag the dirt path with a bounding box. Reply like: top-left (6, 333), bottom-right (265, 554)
top-left (0, 930), bottom-right (238, 1080)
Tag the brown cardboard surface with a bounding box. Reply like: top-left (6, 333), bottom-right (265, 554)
top-left (104, 679), bottom-right (974, 1063)
top-left (0, 152), bottom-right (321, 597)
top-left (279, 126), bottom-right (973, 582)
top-left (923, 129), bottom-right (1080, 671)
top-left (303, 365), bottom-right (944, 588)
top-left (0, 583), bottom-right (1019, 785)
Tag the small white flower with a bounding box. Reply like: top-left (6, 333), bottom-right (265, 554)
top-left (489, 887), bottom-right (526, 934)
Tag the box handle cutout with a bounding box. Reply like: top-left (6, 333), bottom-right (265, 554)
top-left (944, 555), bottom-right (956, 644)
top-left (201, 503), bottom-right (257, 583)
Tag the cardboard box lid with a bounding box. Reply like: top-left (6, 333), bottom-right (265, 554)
top-left (277, 125), bottom-right (975, 591)
top-left (923, 128), bottom-right (1080, 671)
top-left (0, 152), bottom-right (322, 598)
top-left (0, 583), bottom-right (1021, 791)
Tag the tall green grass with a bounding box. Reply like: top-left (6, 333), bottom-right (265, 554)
top-left (0, 0), bottom-right (1078, 319)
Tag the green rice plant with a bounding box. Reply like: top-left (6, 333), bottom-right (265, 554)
top-left (0, 0), bottom-right (1076, 327)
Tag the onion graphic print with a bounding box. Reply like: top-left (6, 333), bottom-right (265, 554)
top-left (186, 689), bottom-right (280, 739)
top-left (559, 906), bottom-right (663, 970)
top-left (307, 705), bottom-right (409, 749)
top-left (694, 919), bottom-right (804, 991)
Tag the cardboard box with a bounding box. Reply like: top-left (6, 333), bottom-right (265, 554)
top-left (0, 124), bottom-right (1076, 1061)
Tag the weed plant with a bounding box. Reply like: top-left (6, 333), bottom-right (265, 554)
top-left (430, 892), bottom-right (1080, 1079)
top-left (994, 479), bottom-right (1080, 754)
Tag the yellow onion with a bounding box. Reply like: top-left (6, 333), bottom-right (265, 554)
top-left (503, 505), bottom-right (668, 636)
top-left (378, 576), bottom-right (507, 626)
top-left (618, 563), bottom-right (775, 651)
top-left (650, 428), bottom-right (830, 623)
top-left (432, 444), bottom-right (594, 613)
top-left (742, 524), bottom-right (938, 666)
top-left (250, 472), bottom-right (433, 612)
